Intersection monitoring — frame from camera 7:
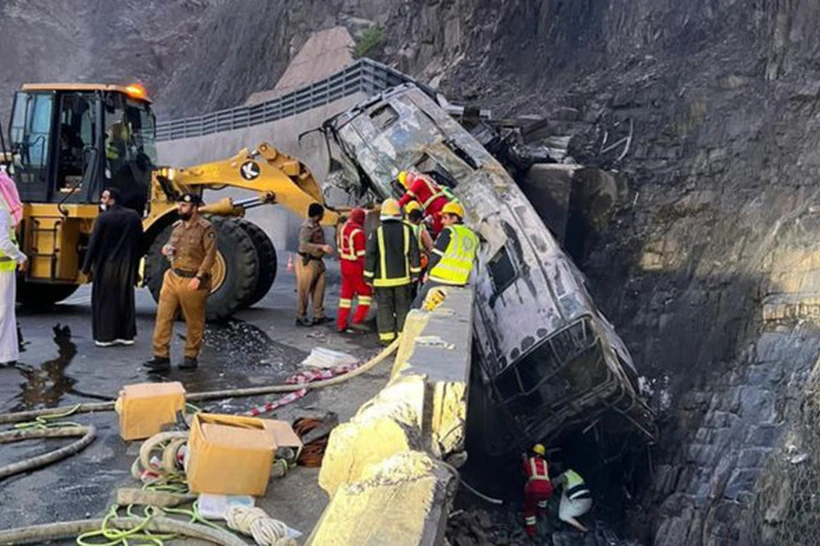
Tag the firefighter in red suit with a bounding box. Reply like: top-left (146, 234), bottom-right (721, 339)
top-left (522, 443), bottom-right (554, 538)
top-left (336, 208), bottom-right (373, 333)
top-left (397, 171), bottom-right (449, 236)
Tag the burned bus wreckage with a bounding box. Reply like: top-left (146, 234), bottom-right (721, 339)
top-left (318, 84), bottom-right (656, 456)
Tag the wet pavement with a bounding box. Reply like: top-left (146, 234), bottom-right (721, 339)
top-left (0, 260), bottom-right (387, 543)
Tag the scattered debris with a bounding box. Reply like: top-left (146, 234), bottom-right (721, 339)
top-left (300, 347), bottom-right (358, 369)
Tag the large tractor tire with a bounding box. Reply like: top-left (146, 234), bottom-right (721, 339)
top-left (234, 218), bottom-right (277, 308)
top-left (17, 282), bottom-right (79, 308)
top-left (144, 217), bottom-right (259, 322)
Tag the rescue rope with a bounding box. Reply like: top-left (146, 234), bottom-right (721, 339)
top-left (440, 461), bottom-right (504, 505)
top-left (225, 505), bottom-right (297, 546)
top-left (0, 339), bottom-right (400, 425)
top-left (0, 515), bottom-right (247, 545)
top-left (0, 425), bottom-right (96, 479)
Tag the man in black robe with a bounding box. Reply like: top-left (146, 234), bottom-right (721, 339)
top-left (82, 187), bottom-right (144, 346)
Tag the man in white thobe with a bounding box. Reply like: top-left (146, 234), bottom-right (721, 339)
top-left (0, 170), bottom-right (26, 364)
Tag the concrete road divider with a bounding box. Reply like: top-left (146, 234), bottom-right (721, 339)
top-left (310, 286), bottom-right (474, 545)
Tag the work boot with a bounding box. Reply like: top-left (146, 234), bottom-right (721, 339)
top-left (179, 357), bottom-right (198, 370)
top-left (295, 317), bottom-right (312, 327)
top-left (313, 316), bottom-right (335, 325)
top-left (143, 356), bottom-right (171, 371)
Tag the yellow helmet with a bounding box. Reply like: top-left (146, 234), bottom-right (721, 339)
top-left (381, 198), bottom-right (402, 218)
top-left (397, 171), bottom-right (409, 189)
top-left (441, 201), bottom-right (465, 218)
top-left (405, 200), bottom-right (422, 214)
top-left (533, 443), bottom-right (546, 456)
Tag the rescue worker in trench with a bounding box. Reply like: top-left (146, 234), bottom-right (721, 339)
top-left (413, 201), bottom-right (479, 308)
top-left (364, 198), bottom-right (421, 345)
top-left (144, 193), bottom-right (216, 371)
top-left (522, 443), bottom-right (554, 539)
top-left (336, 207), bottom-right (373, 334)
top-left (551, 468), bottom-right (592, 533)
top-left (296, 203), bottom-right (334, 327)
top-left (397, 171), bottom-right (450, 236)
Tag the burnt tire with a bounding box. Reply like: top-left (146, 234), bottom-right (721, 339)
top-left (235, 218), bottom-right (277, 308)
top-left (16, 282), bottom-right (79, 308)
top-left (144, 217), bottom-right (259, 322)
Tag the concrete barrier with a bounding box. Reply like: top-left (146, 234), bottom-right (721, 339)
top-left (307, 286), bottom-right (474, 546)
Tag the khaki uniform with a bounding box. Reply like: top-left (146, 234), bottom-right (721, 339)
top-left (296, 218), bottom-right (327, 320)
top-left (152, 217), bottom-right (217, 359)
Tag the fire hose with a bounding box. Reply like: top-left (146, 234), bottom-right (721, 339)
top-left (0, 339), bottom-right (400, 425)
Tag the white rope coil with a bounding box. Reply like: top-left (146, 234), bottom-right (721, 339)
top-left (224, 505), bottom-right (297, 546)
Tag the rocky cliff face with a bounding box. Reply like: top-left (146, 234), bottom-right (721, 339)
top-left (5, 1), bottom-right (820, 544)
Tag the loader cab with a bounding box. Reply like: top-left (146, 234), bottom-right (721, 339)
top-left (7, 83), bottom-right (156, 213)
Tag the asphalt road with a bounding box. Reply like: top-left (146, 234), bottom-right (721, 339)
top-left (0, 260), bottom-right (387, 544)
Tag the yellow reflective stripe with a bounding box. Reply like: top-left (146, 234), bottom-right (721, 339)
top-left (373, 276), bottom-right (410, 287)
top-left (364, 271), bottom-right (374, 278)
top-left (432, 248), bottom-right (445, 256)
top-left (378, 227), bottom-right (387, 282)
top-left (524, 517), bottom-right (537, 525)
top-left (420, 178), bottom-right (444, 208)
top-left (379, 332), bottom-right (396, 341)
top-left (341, 228), bottom-right (363, 260)
top-left (358, 296), bottom-right (372, 304)
top-left (339, 299), bottom-right (352, 308)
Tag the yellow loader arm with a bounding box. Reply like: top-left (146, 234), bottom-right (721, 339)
top-left (149, 142), bottom-right (340, 226)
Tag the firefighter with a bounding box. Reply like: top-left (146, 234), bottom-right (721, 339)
top-left (522, 443), bottom-right (554, 538)
top-left (404, 200), bottom-right (434, 299)
top-left (336, 207), bottom-right (372, 333)
top-left (364, 198), bottom-right (421, 345)
top-left (414, 201), bottom-right (479, 308)
top-left (552, 468), bottom-right (592, 533)
top-left (144, 193), bottom-right (216, 371)
top-left (397, 171), bottom-right (450, 235)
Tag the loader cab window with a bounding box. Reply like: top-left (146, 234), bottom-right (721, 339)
top-left (8, 91), bottom-right (55, 201)
top-left (103, 94), bottom-right (156, 214)
top-left (56, 93), bottom-right (98, 197)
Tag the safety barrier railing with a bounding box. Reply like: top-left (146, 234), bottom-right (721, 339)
top-left (155, 59), bottom-right (418, 142)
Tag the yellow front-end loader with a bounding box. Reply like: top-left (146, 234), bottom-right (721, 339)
top-left (2, 82), bottom-right (338, 320)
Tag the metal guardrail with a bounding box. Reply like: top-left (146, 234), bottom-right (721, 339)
top-left (155, 59), bottom-right (416, 142)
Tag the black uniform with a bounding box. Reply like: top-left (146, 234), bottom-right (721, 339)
top-left (364, 218), bottom-right (421, 344)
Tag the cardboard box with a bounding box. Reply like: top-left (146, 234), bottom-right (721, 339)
top-left (117, 382), bottom-right (186, 441)
top-left (261, 419), bottom-right (303, 459)
top-left (186, 413), bottom-right (277, 496)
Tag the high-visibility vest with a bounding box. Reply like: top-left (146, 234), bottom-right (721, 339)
top-left (0, 201), bottom-right (19, 272)
top-left (564, 470), bottom-right (591, 500)
top-left (338, 221), bottom-right (365, 262)
top-left (524, 456), bottom-right (550, 482)
top-left (428, 224), bottom-right (479, 285)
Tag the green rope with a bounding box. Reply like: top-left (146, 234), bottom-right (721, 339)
top-left (13, 404), bottom-right (82, 430)
top-left (76, 505), bottom-right (174, 545)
